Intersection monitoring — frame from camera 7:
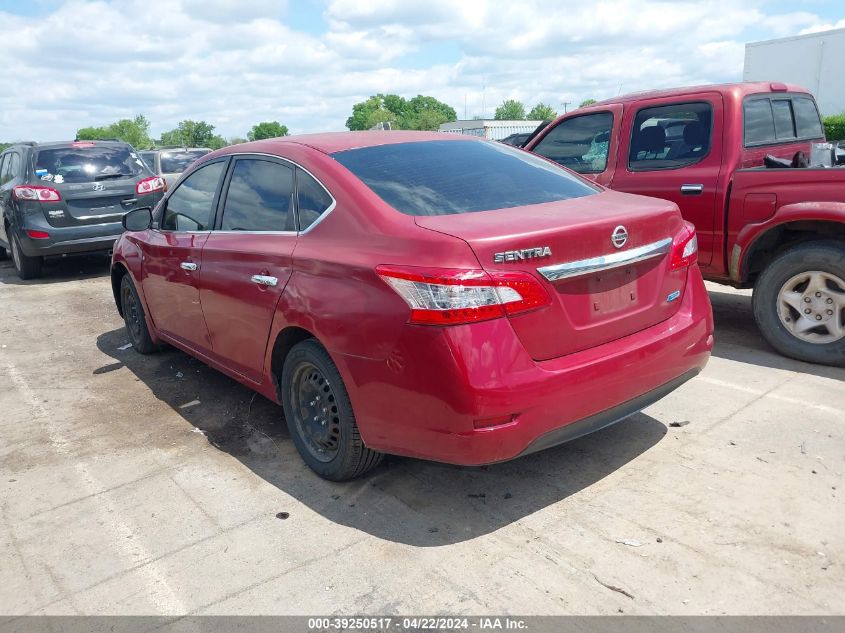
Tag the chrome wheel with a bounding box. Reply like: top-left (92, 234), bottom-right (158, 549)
top-left (777, 270), bottom-right (845, 344)
top-left (289, 361), bottom-right (341, 463)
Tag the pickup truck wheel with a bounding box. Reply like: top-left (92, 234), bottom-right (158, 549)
top-left (281, 339), bottom-right (383, 481)
top-left (753, 241), bottom-right (845, 366)
top-left (120, 275), bottom-right (158, 354)
top-left (11, 234), bottom-right (43, 280)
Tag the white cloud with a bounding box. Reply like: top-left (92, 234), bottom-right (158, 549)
top-left (0, 0), bottom-right (835, 142)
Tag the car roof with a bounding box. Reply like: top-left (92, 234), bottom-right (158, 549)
top-left (589, 81), bottom-right (812, 107)
top-left (215, 131), bottom-right (474, 157)
top-left (12, 140), bottom-right (131, 150)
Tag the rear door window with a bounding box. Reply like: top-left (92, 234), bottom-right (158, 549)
top-left (219, 158), bottom-right (295, 232)
top-left (34, 144), bottom-right (144, 183)
top-left (1, 152), bottom-right (19, 185)
top-left (296, 169), bottom-right (333, 230)
top-left (161, 160), bottom-right (226, 231)
top-left (531, 112), bottom-right (614, 173)
top-left (332, 140), bottom-right (597, 216)
top-left (628, 102), bottom-right (712, 170)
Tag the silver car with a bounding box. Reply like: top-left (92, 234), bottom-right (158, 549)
top-left (138, 147), bottom-right (211, 187)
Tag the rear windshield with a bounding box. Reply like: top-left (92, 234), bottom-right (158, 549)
top-left (331, 140), bottom-right (598, 216)
top-left (160, 150), bottom-right (210, 174)
top-left (34, 144), bottom-right (145, 184)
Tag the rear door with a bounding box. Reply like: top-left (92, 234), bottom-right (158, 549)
top-left (199, 156), bottom-right (299, 382)
top-left (610, 94), bottom-right (723, 268)
top-left (529, 105), bottom-right (623, 186)
top-left (140, 158), bottom-right (228, 353)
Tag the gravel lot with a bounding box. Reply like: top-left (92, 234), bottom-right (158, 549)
top-left (1, 254), bottom-right (842, 615)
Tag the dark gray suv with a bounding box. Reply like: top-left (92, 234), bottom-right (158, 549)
top-left (0, 140), bottom-right (165, 279)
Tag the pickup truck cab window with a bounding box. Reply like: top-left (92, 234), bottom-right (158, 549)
top-left (743, 94), bottom-right (824, 147)
top-left (219, 158), bottom-right (295, 232)
top-left (161, 160), bottom-right (226, 231)
top-left (628, 102), bottom-right (712, 171)
top-left (531, 112), bottom-right (613, 174)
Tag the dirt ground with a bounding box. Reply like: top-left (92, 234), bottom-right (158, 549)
top-left (1, 254), bottom-right (842, 615)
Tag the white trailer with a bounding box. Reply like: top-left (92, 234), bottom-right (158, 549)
top-left (439, 120), bottom-right (545, 141)
top-left (744, 27), bottom-right (845, 116)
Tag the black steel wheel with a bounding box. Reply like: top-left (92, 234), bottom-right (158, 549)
top-left (120, 274), bottom-right (157, 354)
top-left (281, 339), bottom-right (383, 480)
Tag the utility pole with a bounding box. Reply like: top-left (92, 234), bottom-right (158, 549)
top-left (561, 101), bottom-right (571, 114)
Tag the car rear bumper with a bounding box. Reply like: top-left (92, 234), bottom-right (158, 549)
top-left (16, 220), bottom-right (123, 257)
top-left (336, 266), bottom-right (714, 465)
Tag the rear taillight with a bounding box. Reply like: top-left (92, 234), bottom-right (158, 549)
top-left (26, 230), bottom-right (50, 239)
top-left (136, 176), bottom-right (165, 195)
top-left (13, 185), bottom-right (61, 202)
top-left (670, 223), bottom-right (698, 269)
top-left (376, 265), bottom-right (551, 325)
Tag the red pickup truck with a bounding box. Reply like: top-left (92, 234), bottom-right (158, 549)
top-left (525, 82), bottom-right (845, 366)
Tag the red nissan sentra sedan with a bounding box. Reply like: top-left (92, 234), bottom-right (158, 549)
top-left (111, 131), bottom-right (713, 480)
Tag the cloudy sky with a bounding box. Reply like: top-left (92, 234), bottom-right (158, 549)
top-left (0, 0), bottom-right (843, 142)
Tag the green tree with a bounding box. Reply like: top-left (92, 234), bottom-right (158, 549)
top-left (160, 120), bottom-right (225, 148)
top-left (229, 137), bottom-right (248, 145)
top-left (494, 99), bottom-right (526, 120)
top-left (579, 98), bottom-right (598, 108)
top-left (76, 115), bottom-right (153, 149)
top-left (527, 103), bottom-right (557, 120)
top-left (345, 93), bottom-right (457, 131)
top-left (247, 121), bottom-right (289, 141)
top-left (823, 113), bottom-right (845, 140)
top-left (0, 142), bottom-right (12, 153)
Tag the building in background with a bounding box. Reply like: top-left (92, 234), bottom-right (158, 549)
top-left (439, 119), bottom-right (545, 141)
top-left (744, 27), bottom-right (845, 115)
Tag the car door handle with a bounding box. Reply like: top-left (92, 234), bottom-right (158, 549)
top-left (680, 184), bottom-right (704, 196)
top-left (180, 262), bottom-right (198, 271)
top-left (251, 274), bottom-right (278, 287)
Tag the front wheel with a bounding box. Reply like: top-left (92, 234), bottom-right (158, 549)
top-left (120, 274), bottom-right (158, 354)
top-left (752, 241), bottom-right (845, 366)
top-left (281, 339), bottom-right (383, 481)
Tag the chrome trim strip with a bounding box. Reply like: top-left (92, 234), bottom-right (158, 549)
top-left (537, 237), bottom-right (673, 281)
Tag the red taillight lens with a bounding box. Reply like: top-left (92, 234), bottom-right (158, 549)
top-left (13, 185), bottom-right (62, 202)
top-left (376, 265), bottom-right (551, 325)
top-left (136, 176), bottom-right (166, 195)
top-left (26, 230), bottom-right (50, 239)
top-left (670, 222), bottom-right (698, 269)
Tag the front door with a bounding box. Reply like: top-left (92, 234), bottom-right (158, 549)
top-left (610, 93), bottom-right (724, 270)
top-left (199, 156), bottom-right (298, 382)
top-left (140, 159), bottom-right (228, 353)
top-left (528, 105), bottom-right (623, 187)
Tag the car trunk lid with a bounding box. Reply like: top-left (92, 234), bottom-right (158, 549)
top-left (415, 190), bottom-right (690, 360)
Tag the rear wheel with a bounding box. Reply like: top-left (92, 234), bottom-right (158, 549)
top-left (120, 274), bottom-right (158, 354)
top-left (281, 339), bottom-right (383, 481)
top-left (753, 241), bottom-right (845, 366)
top-left (10, 233), bottom-right (43, 280)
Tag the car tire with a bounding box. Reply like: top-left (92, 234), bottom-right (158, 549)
top-left (10, 233), bottom-right (43, 280)
top-left (281, 339), bottom-right (384, 481)
top-left (752, 241), bottom-right (845, 367)
top-left (120, 274), bottom-right (158, 355)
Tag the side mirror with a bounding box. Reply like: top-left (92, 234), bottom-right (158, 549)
top-left (123, 207), bottom-right (152, 231)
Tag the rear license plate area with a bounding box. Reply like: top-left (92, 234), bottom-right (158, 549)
top-left (587, 267), bottom-right (638, 314)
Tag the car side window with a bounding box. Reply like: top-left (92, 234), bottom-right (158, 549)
top-left (219, 159), bottom-right (295, 232)
top-left (1, 152), bottom-right (20, 185)
top-left (0, 155), bottom-right (7, 185)
top-left (161, 161), bottom-right (225, 231)
top-left (531, 112), bottom-right (613, 173)
top-left (296, 168), bottom-right (333, 230)
top-left (628, 102), bottom-right (712, 171)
